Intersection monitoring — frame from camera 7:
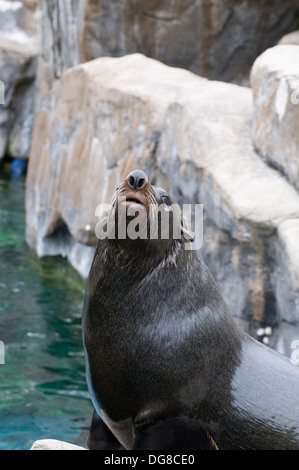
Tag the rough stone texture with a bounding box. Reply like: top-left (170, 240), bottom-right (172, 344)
top-left (26, 54), bottom-right (299, 353)
top-left (251, 45), bottom-right (299, 191)
top-left (40, 0), bottom-right (299, 86)
top-left (41, 0), bottom-right (81, 82)
top-left (0, 0), bottom-right (40, 159)
top-left (30, 439), bottom-right (86, 450)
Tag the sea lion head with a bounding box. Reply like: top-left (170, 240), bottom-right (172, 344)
top-left (98, 170), bottom-right (192, 256)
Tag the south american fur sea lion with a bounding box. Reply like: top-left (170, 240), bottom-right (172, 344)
top-left (82, 169), bottom-right (299, 450)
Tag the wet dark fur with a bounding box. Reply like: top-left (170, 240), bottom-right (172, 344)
top-left (82, 174), bottom-right (299, 450)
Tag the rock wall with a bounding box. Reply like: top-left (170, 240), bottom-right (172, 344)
top-left (251, 45), bottom-right (299, 191)
top-left (2, 0), bottom-right (298, 156)
top-left (26, 53), bottom-right (299, 355)
top-left (40, 0), bottom-right (299, 86)
top-left (41, 0), bottom-right (81, 82)
top-left (0, 0), bottom-right (40, 159)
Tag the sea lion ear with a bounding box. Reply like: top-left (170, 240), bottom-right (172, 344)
top-left (181, 217), bottom-right (194, 242)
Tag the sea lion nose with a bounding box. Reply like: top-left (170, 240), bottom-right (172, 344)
top-left (127, 170), bottom-right (148, 190)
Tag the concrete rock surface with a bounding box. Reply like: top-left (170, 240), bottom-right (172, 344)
top-left (251, 45), bottom-right (299, 192)
top-left (40, 0), bottom-right (299, 85)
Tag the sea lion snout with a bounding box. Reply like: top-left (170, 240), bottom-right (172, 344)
top-left (118, 170), bottom-right (154, 213)
top-left (126, 170), bottom-right (148, 190)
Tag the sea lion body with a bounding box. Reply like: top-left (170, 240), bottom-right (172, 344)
top-left (82, 170), bottom-right (299, 450)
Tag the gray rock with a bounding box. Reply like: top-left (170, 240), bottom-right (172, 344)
top-left (0, 0), bottom-right (40, 159)
top-left (251, 45), bottom-right (299, 192)
top-left (41, 0), bottom-right (81, 82)
top-left (40, 0), bottom-right (299, 85)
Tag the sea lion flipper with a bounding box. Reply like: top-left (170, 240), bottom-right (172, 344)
top-left (87, 409), bottom-right (124, 450)
top-left (132, 416), bottom-right (218, 450)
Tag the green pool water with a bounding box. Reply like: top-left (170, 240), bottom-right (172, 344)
top-left (0, 169), bottom-right (93, 450)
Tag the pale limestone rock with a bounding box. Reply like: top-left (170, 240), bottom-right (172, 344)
top-left (251, 45), bottom-right (299, 191)
top-left (30, 439), bottom-right (86, 450)
top-left (26, 53), bottom-right (299, 330)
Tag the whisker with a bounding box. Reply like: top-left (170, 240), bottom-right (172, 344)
top-left (112, 185), bottom-right (126, 207)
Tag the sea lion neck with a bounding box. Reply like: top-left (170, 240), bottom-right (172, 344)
top-left (100, 235), bottom-right (184, 282)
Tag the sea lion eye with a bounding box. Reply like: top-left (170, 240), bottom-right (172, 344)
top-left (161, 194), bottom-right (170, 205)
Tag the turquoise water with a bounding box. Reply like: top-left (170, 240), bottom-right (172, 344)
top-left (0, 169), bottom-right (93, 450)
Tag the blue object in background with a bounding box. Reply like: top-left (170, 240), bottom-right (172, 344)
top-left (10, 159), bottom-right (27, 181)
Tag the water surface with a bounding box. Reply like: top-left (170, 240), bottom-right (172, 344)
top-left (0, 169), bottom-right (93, 450)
